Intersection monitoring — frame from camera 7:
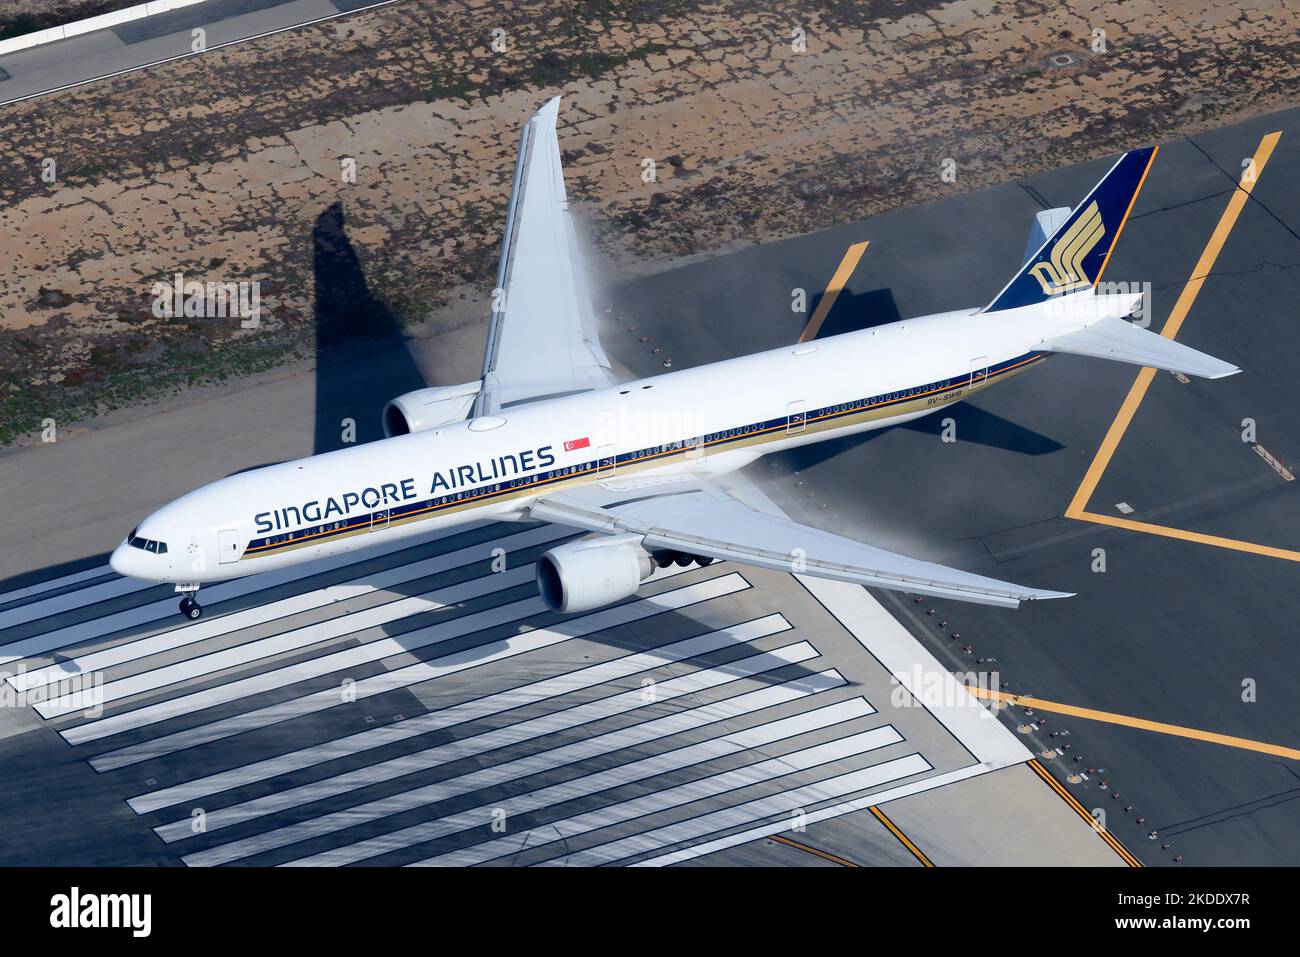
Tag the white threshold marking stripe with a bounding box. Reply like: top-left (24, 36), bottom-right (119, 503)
top-left (186, 655), bottom-right (834, 867)
top-left (0, 565), bottom-right (111, 607)
top-left (84, 572), bottom-right (747, 764)
top-left (130, 614), bottom-right (791, 814)
top-left (1, 521), bottom-right (493, 665)
top-left (64, 562), bottom-right (699, 742)
top-left (294, 699), bottom-right (883, 868)
top-left (419, 724), bottom-right (907, 868)
top-left (63, 562), bottom-right (695, 740)
top-left (544, 753), bottom-right (933, 867)
top-left (636, 762), bottom-right (992, 867)
top-left (159, 637), bottom-right (820, 844)
top-left (15, 524), bottom-right (572, 692)
top-left (48, 581), bottom-right (518, 724)
top-left (38, 562), bottom-right (542, 717)
top-left (0, 575), bottom-right (156, 636)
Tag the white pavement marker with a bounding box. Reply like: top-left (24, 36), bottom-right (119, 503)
top-left (157, 638), bottom-right (822, 842)
top-left (85, 571), bottom-right (744, 766)
top-left (292, 699), bottom-right (886, 867)
top-left (417, 731), bottom-right (916, 867)
top-left (544, 754), bottom-right (933, 867)
top-left (14, 525), bottom-right (571, 692)
top-left (185, 656), bottom-right (836, 866)
top-left (0, 575), bottom-right (156, 636)
top-left (0, 565), bottom-right (112, 606)
top-left (38, 565), bottom-right (539, 717)
top-left (130, 614), bottom-right (791, 814)
top-left (1, 523), bottom-right (496, 665)
top-left (64, 563), bottom-right (699, 741)
top-left (635, 762), bottom-right (992, 867)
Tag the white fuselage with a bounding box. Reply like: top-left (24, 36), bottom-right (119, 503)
top-left (110, 299), bottom-right (1087, 585)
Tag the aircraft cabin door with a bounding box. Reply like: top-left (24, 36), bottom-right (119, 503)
top-left (969, 356), bottom-right (988, 393)
top-left (786, 400), bottom-right (806, 435)
top-left (597, 444), bottom-right (616, 477)
top-left (218, 528), bottom-right (240, 564)
top-left (371, 508), bottom-right (390, 531)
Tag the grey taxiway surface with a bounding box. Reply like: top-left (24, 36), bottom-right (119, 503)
top-left (0, 0), bottom-right (397, 106)
top-left (1, 103), bottom-right (1295, 866)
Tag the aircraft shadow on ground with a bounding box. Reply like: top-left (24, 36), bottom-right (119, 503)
top-left (805, 285), bottom-right (904, 339)
top-left (790, 284), bottom-right (1063, 462)
top-left (0, 203), bottom-right (422, 594)
top-left (772, 399), bottom-right (1062, 479)
top-left (333, 549), bottom-right (826, 688)
top-left (311, 201), bottom-right (427, 454)
top-left (0, 204), bottom-right (422, 594)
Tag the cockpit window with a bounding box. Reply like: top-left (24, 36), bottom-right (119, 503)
top-left (128, 534), bottom-right (168, 555)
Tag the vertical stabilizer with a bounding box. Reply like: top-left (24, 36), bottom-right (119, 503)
top-left (983, 147), bottom-right (1158, 314)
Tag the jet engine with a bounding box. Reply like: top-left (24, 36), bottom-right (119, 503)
top-left (536, 536), bottom-right (655, 613)
top-left (382, 380), bottom-right (482, 437)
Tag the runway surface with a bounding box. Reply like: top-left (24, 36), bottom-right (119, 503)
top-left (0, 0), bottom-right (398, 106)
top-left (0, 513), bottom-right (1065, 866)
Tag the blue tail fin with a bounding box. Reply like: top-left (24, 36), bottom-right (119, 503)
top-left (981, 146), bottom-right (1159, 314)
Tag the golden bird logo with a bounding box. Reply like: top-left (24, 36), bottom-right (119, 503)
top-left (1028, 201), bottom-right (1105, 295)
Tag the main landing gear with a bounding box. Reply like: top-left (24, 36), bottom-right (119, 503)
top-left (177, 584), bottom-right (203, 620)
top-left (652, 550), bottom-right (715, 569)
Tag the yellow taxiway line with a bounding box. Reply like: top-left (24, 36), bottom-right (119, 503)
top-left (1066, 132), bottom-right (1288, 562)
top-left (769, 834), bottom-right (859, 867)
top-left (869, 805), bottom-right (935, 867)
top-left (799, 241), bottom-right (869, 342)
top-left (971, 686), bottom-right (1300, 762)
top-left (1027, 759), bottom-right (1141, 866)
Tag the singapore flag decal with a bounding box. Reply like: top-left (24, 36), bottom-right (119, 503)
top-left (563, 436), bottom-right (591, 453)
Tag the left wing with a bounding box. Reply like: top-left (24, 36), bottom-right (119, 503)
top-left (528, 481), bottom-right (1071, 609)
top-left (476, 96), bottom-right (618, 415)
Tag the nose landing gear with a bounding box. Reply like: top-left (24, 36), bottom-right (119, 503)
top-left (176, 583), bottom-right (203, 620)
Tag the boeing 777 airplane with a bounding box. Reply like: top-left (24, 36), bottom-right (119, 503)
top-left (111, 98), bottom-right (1238, 620)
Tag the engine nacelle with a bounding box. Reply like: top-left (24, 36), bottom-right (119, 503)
top-left (382, 380), bottom-right (482, 437)
top-left (536, 536), bottom-right (655, 614)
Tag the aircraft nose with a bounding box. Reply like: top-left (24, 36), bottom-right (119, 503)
top-left (109, 543), bottom-right (134, 578)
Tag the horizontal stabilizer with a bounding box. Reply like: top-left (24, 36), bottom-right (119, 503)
top-left (1044, 316), bottom-right (1240, 379)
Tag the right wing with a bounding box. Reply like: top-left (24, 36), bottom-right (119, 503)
top-left (529, 480), bottom-right (1071, 609)
top-left (475, 97), bottom-right (618, 415)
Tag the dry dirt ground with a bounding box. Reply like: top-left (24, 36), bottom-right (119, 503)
top-left (0, 0), bottom-right (1297, 444)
